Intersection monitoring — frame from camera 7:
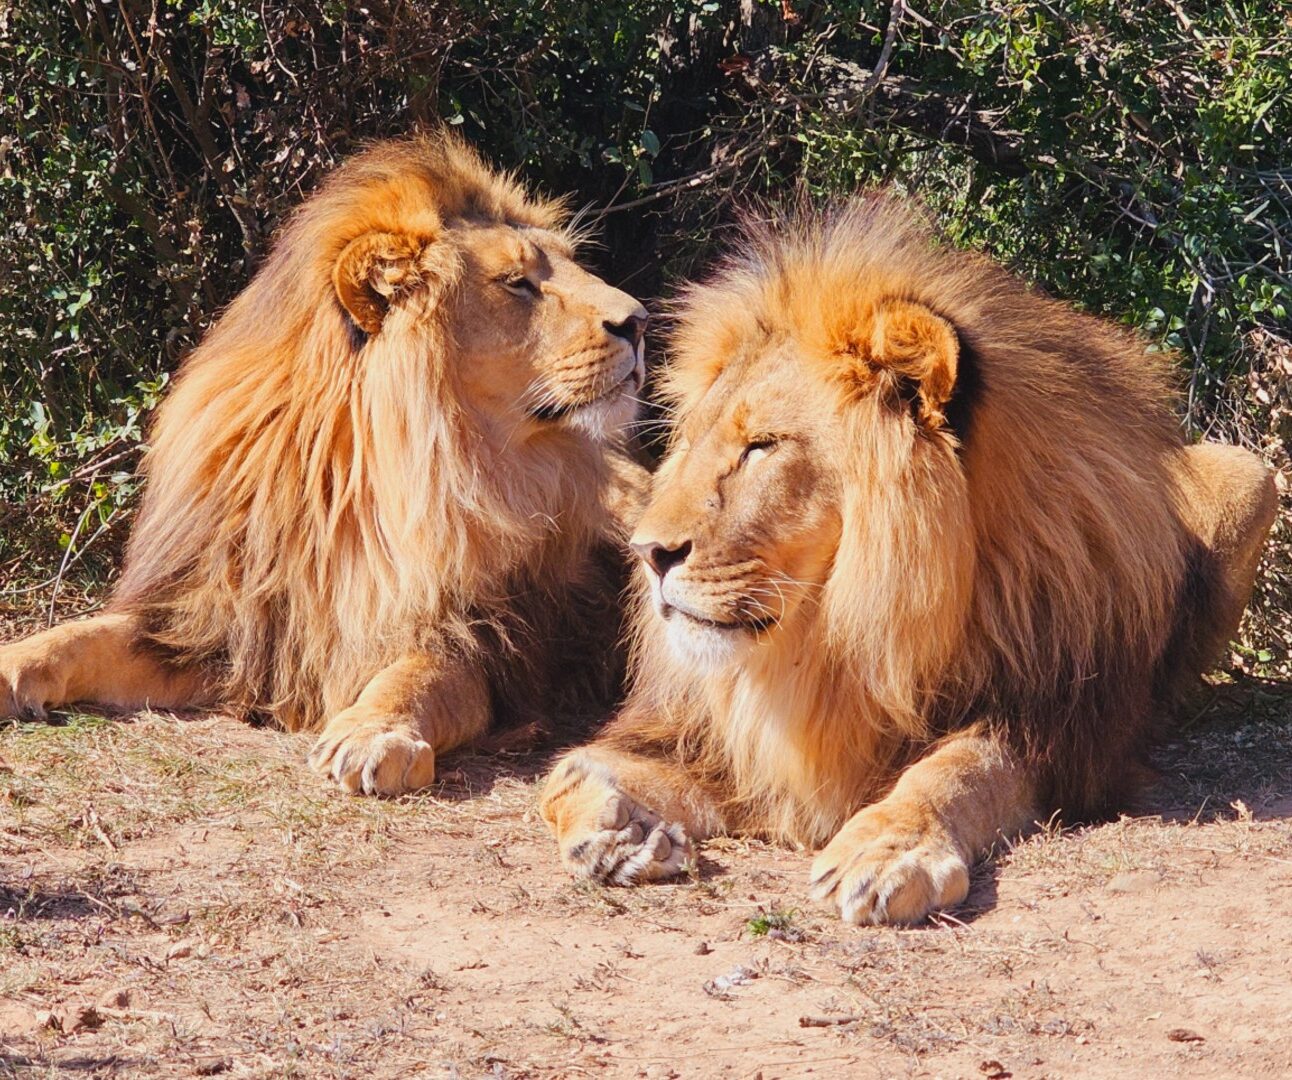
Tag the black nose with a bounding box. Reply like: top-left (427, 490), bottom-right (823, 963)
top-left (605, 314), bottom-right (647, 349)
top-left (630, 538), bottom-right (692, 579)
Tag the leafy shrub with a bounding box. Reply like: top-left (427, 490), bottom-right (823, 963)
top-left (2, 1), bottom-right (1289, 658)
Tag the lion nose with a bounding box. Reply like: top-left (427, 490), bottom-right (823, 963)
top-left (605, 313), bottom-right (647, 349)
top-left (631, 538), bottom-right (692, 579)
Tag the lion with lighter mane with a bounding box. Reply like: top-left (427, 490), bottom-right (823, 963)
top-left (1, 133), bottom-right (649, 795)
top-left (541, 196), bottom-right (1276, 923)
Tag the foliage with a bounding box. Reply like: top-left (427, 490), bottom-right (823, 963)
top-left (1, 1), bottom-right (1289, 646)
top-left (745, 906), bottom-right (802, 938)
top-left (1, 0), bottom-right (467, 547)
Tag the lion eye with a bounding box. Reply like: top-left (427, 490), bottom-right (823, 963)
top-left (740, 437), bottom-right (778, 466)
top-left (501, 274), bottom-right (540, 298)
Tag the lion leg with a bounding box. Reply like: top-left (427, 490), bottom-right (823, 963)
top-left (540, 747), bottom-right (725, 885)
top-left (307, 652), bottom-right (491, 796)
top-left (810, 726), bottom-right (1036, 925)
top-left (1173, 443), bottom-right (1278, 662)
top-left (0, 612), bottom-right (209, 720)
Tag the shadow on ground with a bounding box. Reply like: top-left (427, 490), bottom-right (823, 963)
top-left (0, 866), bottom-right (156, 923)
top-left (1144, 672), bottom-right (1292, 821)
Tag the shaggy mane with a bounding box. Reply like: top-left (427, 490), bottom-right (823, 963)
top-left (111, 133), bottom-right (609, 731)
top-left (615, 196), bottom-right (1204, 839)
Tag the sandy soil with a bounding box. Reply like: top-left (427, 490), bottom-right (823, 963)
top-left (2, 679), bottom-right (1291, 1079)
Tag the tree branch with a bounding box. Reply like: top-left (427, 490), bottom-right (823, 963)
top-left (873, 76), bottom-right (1028, 177)
top-left (155, 34), bottom-right (260, 256)
top-left (857, 0), bottom-right (906, 103)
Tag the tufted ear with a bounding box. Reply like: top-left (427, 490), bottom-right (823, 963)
top-left (333, 232), bottom-right (428, 336)
top-left (868, 299), bottom-right (959, 427)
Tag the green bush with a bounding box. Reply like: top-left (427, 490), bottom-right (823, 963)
top-left (2, 2), bottom-right (1289, 604)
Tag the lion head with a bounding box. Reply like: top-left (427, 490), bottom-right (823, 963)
top-left (622, 196), bottom-right (1207, 840)
top-left (327, 167), bottom-right (646, 443)
top-left (112, 133), bottom-right (645, 730)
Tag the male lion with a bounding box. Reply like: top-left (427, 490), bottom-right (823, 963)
top-left (540, 197), bottom-right (1277, 923)
top-left (1, 133), bottom-right (649, 796)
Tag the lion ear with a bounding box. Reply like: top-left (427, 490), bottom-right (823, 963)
top-left (869, 299), bottom-right (959, 427)
top-left (333, 231), bottom-right (427, 336)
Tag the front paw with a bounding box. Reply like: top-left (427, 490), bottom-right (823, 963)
top-left (809, 806), bottom-right (970, 925)
top-left (562, 792), bottom-right (692, 886)
top-left (0, 646), bottom-right (61, 720)
top-left (307, 709), bottom-right (436, 796)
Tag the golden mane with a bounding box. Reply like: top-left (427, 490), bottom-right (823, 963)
top-left (110, 133), bottom-right (611, 731)
top-left (538, 193), bottom-right (1273, 922)
top-left (620, 195), bottom-right (1213, 835)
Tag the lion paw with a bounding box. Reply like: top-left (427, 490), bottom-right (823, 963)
top-left (307, 710), bottom-right (436, 796)
top-left (562, 792), bottom-right (692, 885)
top-left (809, 808), bottom-right (970, 925)
top-left (0, 646), bottom-right (61, 721)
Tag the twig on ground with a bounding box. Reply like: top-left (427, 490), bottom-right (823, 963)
top-left (799, 1013), bottom-right (863, 1027)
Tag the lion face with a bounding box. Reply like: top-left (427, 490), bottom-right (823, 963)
top-left (334, 220), bottom-right (646, 445)
top-left (451, 223), bottom-right (647, 441)
top-left (630, 354), bottom-right (844, 670)
top-left (631, 295), bottom-right (966, 672)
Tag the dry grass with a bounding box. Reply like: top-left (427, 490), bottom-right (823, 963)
top-left (1, 668), bottom-right (1289, 1078)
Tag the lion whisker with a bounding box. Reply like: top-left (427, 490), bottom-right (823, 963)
top-left (768, 571), bottom-right (827, 593)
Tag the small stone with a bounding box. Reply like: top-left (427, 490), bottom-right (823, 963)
top-left (156, 910), bottom-right (191, 927)
top-left (39, 1004), bottom-right (101, 1033)
top-left (693, 941), bottom-right (712, 955)
top-left (1167, 1028), bottom-right (1206, 1043)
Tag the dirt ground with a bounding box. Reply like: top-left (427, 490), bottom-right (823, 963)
top-left (2, 658), bottom-right (1290, 1078)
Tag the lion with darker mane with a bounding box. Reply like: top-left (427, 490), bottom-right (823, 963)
top-left (1, 133), bottom-right (648, 795)
top-left (541, 196), bottom-right (1276, 924)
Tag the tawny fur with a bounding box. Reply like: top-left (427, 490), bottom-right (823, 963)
top-left (9, 133), bottom-right (643, 736)
top-left (551, 195), bottom-right (1277, 858)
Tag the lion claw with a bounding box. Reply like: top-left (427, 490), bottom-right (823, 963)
top-left (811, 810), bottom-right (970, 926)
top-left (564, 793), bottom-right (692, 885)
top-left (308, 714), bottom-right (436, 796)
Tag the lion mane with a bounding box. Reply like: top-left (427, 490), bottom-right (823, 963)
top-left (109, 134), bottom-right (629, 733)
top-left (592, 196), bottom-right (1273, 844)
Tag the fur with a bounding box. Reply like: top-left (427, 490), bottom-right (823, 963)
top-left (586, 195), bottom-right (1273, 844)
top-left (104, 133), bottom-right (634, 731)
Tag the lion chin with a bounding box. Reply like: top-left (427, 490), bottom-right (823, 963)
top-left (645, 574), bottom-right (758, 672)
top-left (661, 611), bottom-right (751, 672)
top-left (542, 192), bottom-right (1277, 927)
top-left (545, 350), bottom-right (646, 443)
top-left (0, 131), bottom-right (650, 798)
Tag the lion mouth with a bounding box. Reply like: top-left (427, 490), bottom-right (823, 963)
top-left (529, 352), bottom-right (644, 423)
top-left (662, 602), bottom-right (775, 634)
